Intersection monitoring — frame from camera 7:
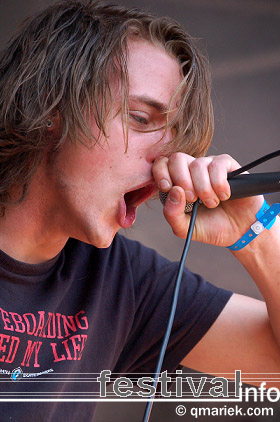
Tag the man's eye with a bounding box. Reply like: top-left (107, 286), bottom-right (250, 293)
top-left (129, 113), bottom-right (149, 125)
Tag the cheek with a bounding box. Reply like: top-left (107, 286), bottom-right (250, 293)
top-left (58, 143), bottom-right (110, 183)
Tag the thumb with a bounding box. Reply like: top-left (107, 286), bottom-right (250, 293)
top-left (163, 186), bottom-right (191, 239)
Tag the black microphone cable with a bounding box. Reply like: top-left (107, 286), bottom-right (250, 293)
top-left (142, 149), bottom-right (280, 422)
top-left (228, 149), bottom-right (280, 178)
top-left (142, 200), bottom-right (199, 422)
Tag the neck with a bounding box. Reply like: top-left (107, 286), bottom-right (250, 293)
top-left (0, 167), bottom-right (68, 264)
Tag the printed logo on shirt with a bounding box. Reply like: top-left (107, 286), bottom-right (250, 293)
top-left (0, 307), bottom-right (88, 369)
top-left (11, 367), bottom-right (23, 381)
top-left (10, 367), bottom-right (54, 382)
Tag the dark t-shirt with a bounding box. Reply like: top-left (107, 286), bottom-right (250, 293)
top-left (0, 234), bottom-right (232, 421)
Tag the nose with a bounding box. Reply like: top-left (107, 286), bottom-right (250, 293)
top-left (145, 127), bottom-right (173, 163)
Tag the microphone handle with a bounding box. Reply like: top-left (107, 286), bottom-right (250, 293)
top-left (159, 172), bottom-right (280, 213)
top-left (228, 172), bottom-right (280, 199)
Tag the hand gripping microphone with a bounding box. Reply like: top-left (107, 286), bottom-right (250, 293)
top-left (159, 172), bottom-right (280, 212)
top-left (144, 152), bottom-right (280, 422)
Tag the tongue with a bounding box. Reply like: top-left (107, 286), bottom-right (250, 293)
top-left (123, 204), bottom-right (136, 228)
top-left (122, 184), bottom-right (155, 228)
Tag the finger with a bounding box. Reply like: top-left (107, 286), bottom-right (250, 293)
top-left (163, 186), bottom-right (191, 238)
top-left (189, 157), bottom-right (220, 209)
top-left (208, 154), bottom-right (234, 201)
top-left (167, 153), bottom-right (197, 202)
top-left (152, 156), bottom-right (172, 192)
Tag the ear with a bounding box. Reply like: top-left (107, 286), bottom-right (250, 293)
top-left (46, 111), bottom-right (60, 132)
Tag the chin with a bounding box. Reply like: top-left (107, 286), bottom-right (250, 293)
top-left (84, 227), bottom-right (118, 249)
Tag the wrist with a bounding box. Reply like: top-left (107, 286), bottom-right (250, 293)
top-left (231, 214), bottom-right (280, 254)
top-left (227, 200), bottom-right (279, 251)
top-left (231, 216), bottom-right (280, 306)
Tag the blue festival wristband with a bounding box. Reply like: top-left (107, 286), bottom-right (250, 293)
top-left (227, 200), bottom-right (280, 251)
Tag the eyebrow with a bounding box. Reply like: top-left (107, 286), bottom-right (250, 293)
top-left (129, 95), bottom-right (169, 114)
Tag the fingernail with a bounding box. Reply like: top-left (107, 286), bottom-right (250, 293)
top-left (169, 189), bottom-right (181, 204)
top-left (159, 179), bottom-right (171, 191)
top-left (204, 198), bottom-right (218, 208)
top-left (185, 190), bottom-right (195, 202)
top-left (220, 192), bottom-right (230, 201)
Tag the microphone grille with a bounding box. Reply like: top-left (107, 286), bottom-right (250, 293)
top-left (159, 191), bottom-right (194, 214)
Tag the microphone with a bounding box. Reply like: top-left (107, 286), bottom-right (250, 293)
top-left (159, 172), bottom-right (280, 213)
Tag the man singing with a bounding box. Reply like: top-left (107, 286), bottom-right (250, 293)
top-left (0, 1), bottom-right (279, 420)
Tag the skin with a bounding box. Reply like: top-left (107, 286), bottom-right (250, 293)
top-left (0, 39), bottom-right (280, 384)
top-left (154, 153), bottom-right (280, 385)
top-left (0, 40), bottom-right (180, 262)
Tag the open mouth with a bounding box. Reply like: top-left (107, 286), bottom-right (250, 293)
top-left (120, 183), bottom-right (157, 228)
top-left (124, 183), bottom-right (156, 209)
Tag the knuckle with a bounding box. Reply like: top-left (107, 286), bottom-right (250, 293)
top-left (173, 177), bottom-right (191, 190)
top-left (208, 159), bottom-right (222, 171)
top-left (217, 153), bottom-right (233, 167)
top-left (213, 181), bottom-right (228, 193)
top-left (189, 157), bottom-right (205, 171)
top-left (168, 152), bottom-right (183, 164)
top-left (220, 153), bottom-right (232, 161)
top-left (198, 188), bottom-right (215, 199)
top-left (153, 156), bottom-right (168, 166)
top-left (198, 192), bottom-right (208, 201)
top-left (152, 158), bottom-right (168, 176)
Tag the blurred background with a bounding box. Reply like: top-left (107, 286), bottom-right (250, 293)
top-left (1, 0), bottom-right (280, 420)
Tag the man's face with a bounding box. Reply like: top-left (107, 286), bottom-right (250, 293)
top-left (49, 40), bottom-right (182, 248)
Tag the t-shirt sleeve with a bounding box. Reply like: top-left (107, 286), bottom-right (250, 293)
top-left (113, 235), bottom-right (233, 375)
